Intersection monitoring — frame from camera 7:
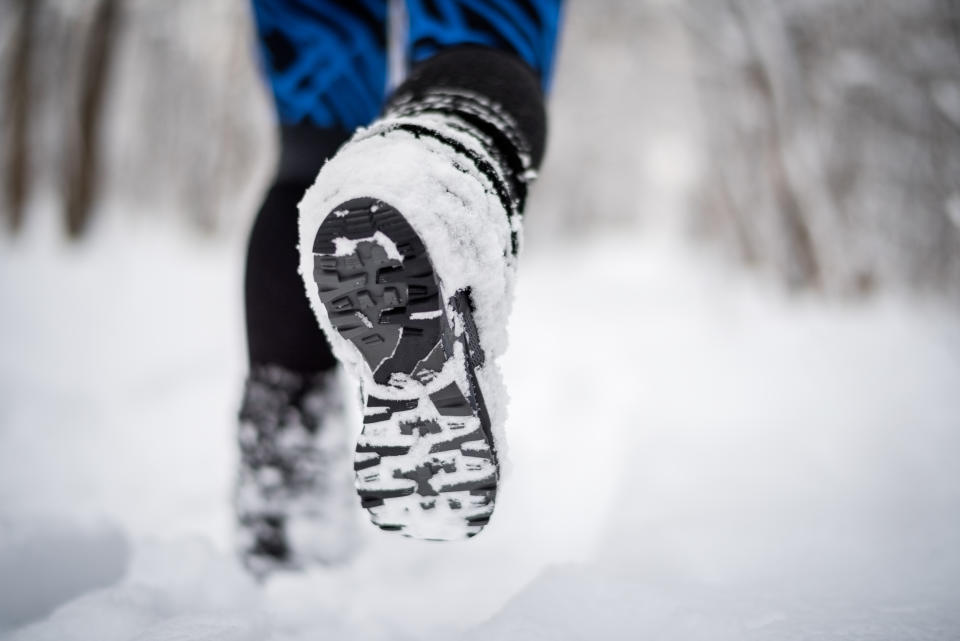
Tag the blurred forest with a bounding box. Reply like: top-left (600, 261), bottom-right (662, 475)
top-left (687, 0), bottom-right (960, 297)
top-left (1, 0), bottom-right (959, 301)
top-left (0, 0), bottom-right (273, 236)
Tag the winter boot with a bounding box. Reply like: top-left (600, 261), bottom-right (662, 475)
top-left (234, 365), bottom-right (358, 575)
top-left (296, 69), bottom-right (542, 540)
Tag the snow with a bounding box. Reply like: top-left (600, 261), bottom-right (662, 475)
top-left (2, 202), bottom-right (959, 639)
top-left (332, 232), bottom-right (404, 262)
top-left (0, 518), bottom-right (129, 630)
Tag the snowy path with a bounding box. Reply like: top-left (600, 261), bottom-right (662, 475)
top-left (1, 216), bottom-right (959, 639)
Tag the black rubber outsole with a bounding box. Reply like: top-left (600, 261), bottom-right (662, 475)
top-left (311, 198), bottom-right (498, 540)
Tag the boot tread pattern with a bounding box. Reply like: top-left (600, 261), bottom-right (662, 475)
top-left (312, 198), bottom-right (498, 540)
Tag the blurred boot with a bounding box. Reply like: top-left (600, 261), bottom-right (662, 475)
top-left (234, 365), bottom-right (358, 576)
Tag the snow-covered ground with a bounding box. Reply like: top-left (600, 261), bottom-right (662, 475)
top-left (1, 202), bottom-right (959, 639)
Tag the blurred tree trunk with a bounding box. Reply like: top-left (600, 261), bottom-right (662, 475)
top-left (63, 0), bottom-right (118, 237)
top-left (3, 0), bottom-right (34, 232)
top-left (686, 0), bottom-right (960, 299)
top-left (0, 0), bottom-right (272, 239)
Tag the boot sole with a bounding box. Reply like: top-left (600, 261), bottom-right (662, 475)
top-left (309, 197), bottom-right (498, 540)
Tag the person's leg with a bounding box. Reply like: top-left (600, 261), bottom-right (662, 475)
top-left (239, 0), bottom-right (389, 574)
top-left (246, 0), bottom-right (391, 373)
top-left (295, 0), bottom-right (563, 540)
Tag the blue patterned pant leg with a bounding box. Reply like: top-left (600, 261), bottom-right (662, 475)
top-left (251, 0), bottom-right (389, 129)
top-left (404, 0), bottom-right (564, 91)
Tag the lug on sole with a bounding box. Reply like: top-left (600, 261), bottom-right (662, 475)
top-left (311, 198), bottom-right (498, 540)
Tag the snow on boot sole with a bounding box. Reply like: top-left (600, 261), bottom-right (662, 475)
top-left (310, 197), bottom-right (498, 540)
